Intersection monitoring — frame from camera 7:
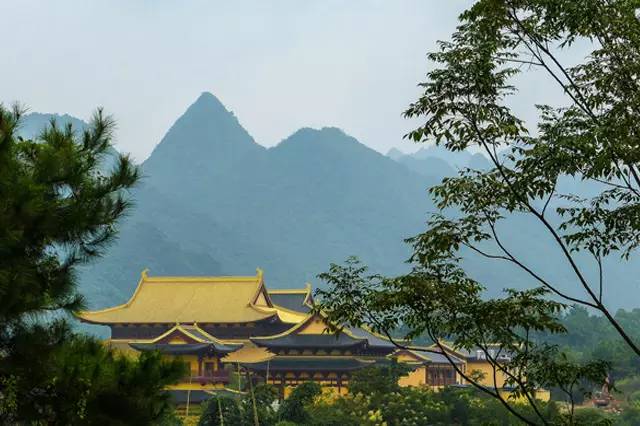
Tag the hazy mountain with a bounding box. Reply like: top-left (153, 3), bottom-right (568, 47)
top-left (386, 147), bottom-right (405, 161)
top-left (78, 93), bottom-right (437, 312)
top-left (23, 93), bottom-right (640, 319)
top-left (18, 112), bottom-right (88, 139)
top-left (388, 145), bottom-right (490, 179)
top-left (396, 155), bottom-right (455, 180)
top-left (412, 145), bottom-right (474, 168)
top-left (18, 112), bottom-right (121, 172)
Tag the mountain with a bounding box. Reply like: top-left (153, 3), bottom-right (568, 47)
top-left (412, 145), bottom-right (474, 168)
top-left (22, 93), bottom-right (640, 321)
top-left (18, 112), bottom-right (121, 172)
top-left (396, 155), bottom-right (455, 180)
top-left (387, 145), bottom-right (492, 180)
top-left (18, 112), bottom-right (88, 139)
top-left (386, 147), bottom-right (405, 161)
top-left (78, 93), bottom-right (437, 314)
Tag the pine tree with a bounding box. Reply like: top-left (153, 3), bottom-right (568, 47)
top-left (0, 105), bottom-right (185, 424)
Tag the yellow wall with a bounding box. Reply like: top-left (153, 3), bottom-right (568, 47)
top-left (398, 366), bottom-right (427, 387)
top-left (467, 361), bottom-right (508, 388)
top-left (162, 354), bottom-right (222, 378)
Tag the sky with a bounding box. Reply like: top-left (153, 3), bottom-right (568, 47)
top-left (1, 0), bottom-right (575, 161)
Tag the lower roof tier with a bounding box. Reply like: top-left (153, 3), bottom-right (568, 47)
top-left (242, 357), bottom-right (375, 372)
top-left (251, 333), bottom-right (367, 349)
top-left (129, 342), bottom-right (241, 355)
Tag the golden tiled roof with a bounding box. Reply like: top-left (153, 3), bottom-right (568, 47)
top-left (221, 342), bottom-right (276, 364)
top-left (77, 268), bottom-right (283, 324)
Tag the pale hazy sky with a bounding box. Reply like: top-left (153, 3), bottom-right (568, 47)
top-left (1, 0), bottom-right (568, 161)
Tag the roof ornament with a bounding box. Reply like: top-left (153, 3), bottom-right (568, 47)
top-left (141, 268), bottom-right (149, 280)
top-left (256, 267), bottom-right (264, 281)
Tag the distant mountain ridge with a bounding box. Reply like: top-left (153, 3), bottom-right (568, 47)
top-left (386, 146), bottom-right (491, 180)
top-left (19, 93), bottom-right (640, 326)
top-left (71, 93), bottom-right (436, 315)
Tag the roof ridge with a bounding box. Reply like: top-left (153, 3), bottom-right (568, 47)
top-left (251, 312), bottom-right (367, 343)
top-left (145, 276), bottom-right (259, 282)
top-left (75, 269), bottom-right (148, 317)
top-left (189, 324), bottom-right (242, 346)
top-left (251, 313), bottom-right (316, 340)
top-left (268, 289), bottom-right (309, 294)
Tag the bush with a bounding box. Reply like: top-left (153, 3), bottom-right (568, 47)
top-left (198, 396), bottom-right (243, 426)
top-left (278, 382), bottom-right (322, 424)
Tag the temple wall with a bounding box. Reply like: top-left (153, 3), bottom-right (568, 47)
top-left (398, 367), bottom-right (427, 387)
top-left (466, 361), bottom-right (508, 388)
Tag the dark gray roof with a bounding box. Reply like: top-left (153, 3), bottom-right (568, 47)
top-left (184, 328), bottom-right (216, 342)
top-left (130, 342), bottom-right (241, 355)
top-left (410, 349), bottom-right (464, 365)
top-left (346, 327), bottom-right (396, 349)
top-left (251, 333), bottom-right (366, 349)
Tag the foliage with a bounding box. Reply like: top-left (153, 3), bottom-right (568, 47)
top-left (305, 392), bottom-right (382, 426)
top-left (198, 384), bottom-right (279, 426)
top-left (199, 396), bottom-right (243, 426)
top-left (316, 258), bottom-right (607, 424)
top-left (402, 0), bottom-right (640, 351)
top-left (278, 382), bottom-right (322, 424)
top-left (266, 379), bottom-right (567, 426)
top-left (0, 105), bottom-right (185, 424)
top-left (571, 407), bottom-right (612, 426)
top-left (246, 383), bottom-right (279, 426)
top-left (348, 359), bottom-right (411, 402)
top-left (538, 306), bottom-right (640, 383)
top-left (617, 401), bottom-right (640, 426)
top-left (313, 0), bottom-right (640, 423)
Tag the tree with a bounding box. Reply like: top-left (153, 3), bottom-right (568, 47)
top-left (244, 384), bottom-right (279, 426)
top-left (317, 0), bottom-right (640, 424)
top-left (278, 382), bottom-right (322, 424)
top-left (348, 360), bottom-right (411, 402)
top-left (317, 259), bottom-right (607, 425)
top-left (403, 0), bottom-right (640, 354)
top-left (199, 396), bottom-right (243, 426)
top-left (0, 105), bottom-right (185, 424)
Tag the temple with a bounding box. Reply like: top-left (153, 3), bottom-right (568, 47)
top-left (77, 269), bottom-right (546, 403)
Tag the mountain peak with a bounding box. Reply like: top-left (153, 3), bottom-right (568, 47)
top-left (185, 92), bottom-right (231, 117)
top-left (386, 147), bottom-right (405, 161)
top-left (143, 91), bottom-right (263, 173)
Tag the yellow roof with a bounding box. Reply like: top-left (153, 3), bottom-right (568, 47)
top-left (77, 269), bottom-right (281, 324)
top-left (221, 342), bottom-right (276, 364)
